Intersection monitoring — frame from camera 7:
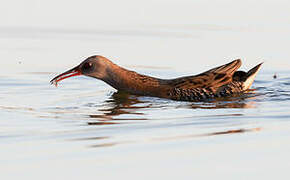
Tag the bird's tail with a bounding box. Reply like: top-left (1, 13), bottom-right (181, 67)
top-left (243, 62), bottom-right (263, 90)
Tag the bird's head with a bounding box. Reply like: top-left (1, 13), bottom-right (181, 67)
top-left (50, 55), bottom-right (110, 86)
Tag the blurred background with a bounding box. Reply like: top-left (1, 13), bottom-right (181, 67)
top-left (1, 0), bottom-right (290, 72)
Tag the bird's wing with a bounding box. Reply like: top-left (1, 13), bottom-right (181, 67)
top-left (168, 59), bottom-right (242, 90)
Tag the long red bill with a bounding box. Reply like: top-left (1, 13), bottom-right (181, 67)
top-left (50, 67), bottom-right (82, 87)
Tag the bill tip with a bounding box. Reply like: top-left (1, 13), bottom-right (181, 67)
top-left (50, 79), bottom-right (58, 87)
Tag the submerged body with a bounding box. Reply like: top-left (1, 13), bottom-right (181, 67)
top-left (50, 56), bottom-right (262, 101)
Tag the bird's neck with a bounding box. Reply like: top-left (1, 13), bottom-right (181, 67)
top-left (102, 61), bottom-right (167, 96)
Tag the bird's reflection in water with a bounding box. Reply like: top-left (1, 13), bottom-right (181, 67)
top-left (101, 91), bottom-right (150, 116)
top-left (190, 99), bottom-right (255, 109)
top-left (189, 92), bottom-right (259, 109)
top-left (88, 91), bottom-right (149, 123)
top-left (87, 91), bottom-right (259, 126)
top-left (81, 91), bottom-right (260, 148)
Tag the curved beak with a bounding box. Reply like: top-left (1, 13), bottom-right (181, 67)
top-left (50, 66), bottom-right (82, 87)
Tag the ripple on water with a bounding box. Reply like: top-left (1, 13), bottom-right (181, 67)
top-left (1, 72), bottom-right (290, 150)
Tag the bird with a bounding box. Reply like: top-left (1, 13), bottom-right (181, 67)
top-left (50, 55), bottom-right (262, 101)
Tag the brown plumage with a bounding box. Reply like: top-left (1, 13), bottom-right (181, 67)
top-left (50, 55), bottom-right (263, 101)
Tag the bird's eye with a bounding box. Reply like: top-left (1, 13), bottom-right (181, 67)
top-left (83, 62), bottom-right (93, 70)
top-left (81, 62), bottom-right (95, 73)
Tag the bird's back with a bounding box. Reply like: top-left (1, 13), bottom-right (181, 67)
top-left (162, 59), bottom-right (262, 101)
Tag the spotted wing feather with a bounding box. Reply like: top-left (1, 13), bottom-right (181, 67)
top-left (168, 59), bottom-right (242, 90)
